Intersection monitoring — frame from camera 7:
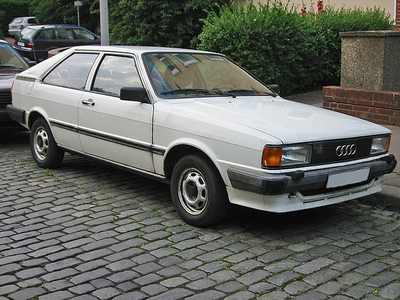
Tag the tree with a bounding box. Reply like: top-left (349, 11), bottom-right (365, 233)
top-left (0, 0), bottom-right (31, 36)
top-left (29, 0), bottom-right (100, 33)
top-left (109, 0), bottom-right (231, 48)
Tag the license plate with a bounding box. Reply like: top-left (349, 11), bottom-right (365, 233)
top-left (326, 168), bottom-right (370, 189)
top-left (18, 41), bottom-right (25, 47)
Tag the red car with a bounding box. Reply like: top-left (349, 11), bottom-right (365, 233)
top-left (0, 39), bottom-right (31, 128)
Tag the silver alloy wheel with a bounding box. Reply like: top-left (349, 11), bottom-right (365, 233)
top-left (178, 168), bottom-right (208, 215)
top-left (33, 126), bottom-right (49, 161)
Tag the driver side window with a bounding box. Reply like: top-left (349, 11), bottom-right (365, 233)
top-left (92, 55), bottom-right (143, 97)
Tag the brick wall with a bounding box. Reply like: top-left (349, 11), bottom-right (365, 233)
top-left (323, 86), bottom-right (400, 126)
top-left (397, 0), bottom-right (400, 30)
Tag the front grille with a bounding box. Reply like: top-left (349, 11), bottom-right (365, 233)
top-left (311, 137), bottom-right (372, 165)
top-left (0, 91), bottom-right (12, 110)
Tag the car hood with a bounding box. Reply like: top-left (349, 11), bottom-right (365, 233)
top-left (168, 96), bottom-right (390, 144)
top-left (0, 73), bottom-right (16, 90)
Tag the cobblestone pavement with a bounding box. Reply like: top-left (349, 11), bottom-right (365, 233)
top-left (1, 131), bottom-right (400, 300)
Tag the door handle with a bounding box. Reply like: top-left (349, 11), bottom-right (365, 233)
top-left (82, 99), bottom-right (95, 106)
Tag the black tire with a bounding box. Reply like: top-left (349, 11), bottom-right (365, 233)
top-left (170, 154), bottom-right (228, 227)
top-left (30, 118), bottom-right (64, 169)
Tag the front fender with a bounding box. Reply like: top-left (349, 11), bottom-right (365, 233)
top-left (160, 138), bottom-right (222, 180)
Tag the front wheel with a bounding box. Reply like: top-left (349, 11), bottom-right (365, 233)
top-left (30, 118), bottom-right (64, 169)
top-left (170, 154), bottom-right (228, 227)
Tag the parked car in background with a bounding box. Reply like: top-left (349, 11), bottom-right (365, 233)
top-left (7, 46), bottom-right (397, 227)
top-left (0, 39), bottom-right (30, 128)
top-left (8, 16), bottom-right (38, 37)
top-left (13, 24), bottom-right (100, 62)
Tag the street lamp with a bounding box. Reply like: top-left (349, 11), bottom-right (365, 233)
top-left (74, 0), bottom-right (82, 26)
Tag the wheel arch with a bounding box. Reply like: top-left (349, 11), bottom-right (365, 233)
top-left (27, 110), bottom-right (49, 130)
top-left (163, 144), bottom-right (222, 183)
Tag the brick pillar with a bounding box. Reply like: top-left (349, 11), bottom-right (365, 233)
top-left (397, 0), bottom-right (400, 30)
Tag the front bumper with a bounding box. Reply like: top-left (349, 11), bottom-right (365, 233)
top-left (228, 154), bottom-right (397, 196)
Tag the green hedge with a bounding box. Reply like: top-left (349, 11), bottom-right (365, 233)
top-left (109, 0), bottom-right (230, 48)
top-left (0, 0), bottom-right (31, 38)
top-left (197, 2), bottom-right (393, 95)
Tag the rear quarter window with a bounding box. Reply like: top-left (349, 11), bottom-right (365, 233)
top-left (74, 29), bottom-right (96, 41)
top-left (43, 53), bottom-right (98, 89)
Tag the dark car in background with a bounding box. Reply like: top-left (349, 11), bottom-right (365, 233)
top-left (13, 24), bottom-right (100, 62)
top-left (0, 39), bottom-right (30, 128)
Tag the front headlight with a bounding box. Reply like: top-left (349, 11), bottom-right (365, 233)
top-left (262, 145), bottom-right (312, 167)
top-left (371, 136), bottom-right (391, 155)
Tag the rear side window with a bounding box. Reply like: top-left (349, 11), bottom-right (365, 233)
top-left (27, 18), bottom-right (37, 25)
top-left (92, 55), bottom-right (142, 97)
top-left (55, 29), bottom-right (75, 40)
top-left (36, 29), bottom-right (54, 40)
top-left (44, 53), bottom-right (98, 89)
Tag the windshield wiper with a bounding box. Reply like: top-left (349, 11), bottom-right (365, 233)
top-left (161, 88), bottom-right (210, 95)
top-left (213, 88), bottom-right (277, 98)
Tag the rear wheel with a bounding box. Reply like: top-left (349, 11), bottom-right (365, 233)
top-left (170, 154), bottom-right (228, 227)
top-left (30, 118), bottom-right (64, 169)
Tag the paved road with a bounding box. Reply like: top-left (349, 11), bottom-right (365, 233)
top-left (1, 131), bottom-right (400, 300)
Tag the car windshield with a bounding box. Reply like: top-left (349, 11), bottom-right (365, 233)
top-left (144, 53), bottom-right (275, 98)
top-left (0, 43), bottom-right (29, 72)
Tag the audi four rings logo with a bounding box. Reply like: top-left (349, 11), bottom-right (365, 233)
top-left (336, 144), bottom-right (357, 157)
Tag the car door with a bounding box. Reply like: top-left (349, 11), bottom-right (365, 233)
top-left (40, 52), bottom-right (98, 151)
top-left (78, 54), bottom-right (154, 172)
top-left (33, 28), bottom-right (55, 52)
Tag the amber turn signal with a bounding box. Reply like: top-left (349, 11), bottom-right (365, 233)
top-left (262, 147), bottom-right (282, 167)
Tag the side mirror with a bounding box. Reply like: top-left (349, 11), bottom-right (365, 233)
top-left (120, 87), bottom-right (150, 103)
top-left (267, 84), bottom-right (280, 95)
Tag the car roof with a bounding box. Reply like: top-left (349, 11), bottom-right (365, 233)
top-left (17, 45), bottom-right (221, 79)
top-left (11, 16), bottom-right (35, 21)
top-left (26, 24), bottom-right (87, 30)
top-left (71, 45), bottom-right (218, 56)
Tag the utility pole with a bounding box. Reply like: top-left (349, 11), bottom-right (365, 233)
top-left (99, 0), bottom-right (110, 46)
